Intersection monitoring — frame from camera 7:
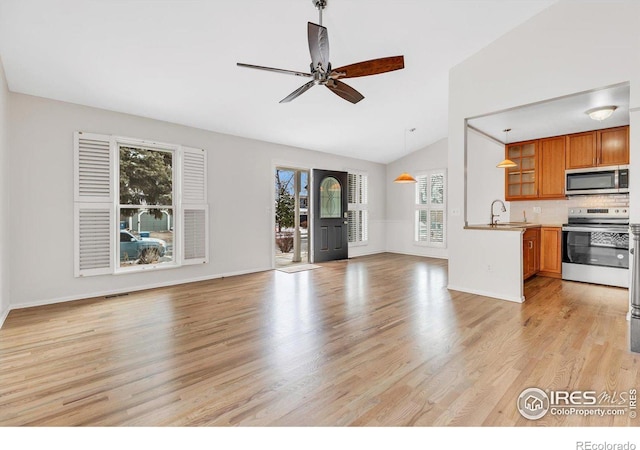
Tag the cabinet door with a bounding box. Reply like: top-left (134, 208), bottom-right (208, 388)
top-left (505, 141), bottom-right (538, 201)
top-left (539, 227), bottom-right (561, 276)
top-left (538, 136), bottom-right (566, 198)
top-left (523, 229), bottom-right (540, 280)
top-left (566, 131), bottom-right (596, 169)
top-left (598, 126), bottom-right (629, 166)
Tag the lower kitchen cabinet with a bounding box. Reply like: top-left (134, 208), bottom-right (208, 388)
top-left (539, 227), bottom-right (562, 278)
top-left (523, 228), bottom-right (540, 280)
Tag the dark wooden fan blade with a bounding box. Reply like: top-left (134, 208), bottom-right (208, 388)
top-left (308, 22), bottom-right (330, 72)
top-left (331, 56), bottom-right (404, 79)
top-left (237, 63), bottom-right (312, 78)
top-left (280, 80), bottom-right (316, 103)
top-left (326, 80), bottom-right (364, 104)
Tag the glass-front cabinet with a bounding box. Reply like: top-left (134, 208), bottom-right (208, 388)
top-left (505, 140), bottom-right (538, 201)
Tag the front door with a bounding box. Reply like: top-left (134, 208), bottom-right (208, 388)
top-left (311, 169), bottom-right (348, 263)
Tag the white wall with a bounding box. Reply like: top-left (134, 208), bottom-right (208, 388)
top-left (448, 1), bottom-right (640, 301)
top-left (386, 137), bottom-right (448, 259)
top-left (466, 128), bottom-right (509, 225)
top-left (7, 93), bottom-right (386, 308)
top-left (0, 56), bottom-right (9, 326)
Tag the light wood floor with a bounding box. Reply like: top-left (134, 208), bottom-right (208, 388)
top-left (1, 253), bottom-right (638, 426)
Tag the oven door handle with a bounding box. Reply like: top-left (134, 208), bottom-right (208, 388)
top-left (562, 226), bottom-right (629, 233)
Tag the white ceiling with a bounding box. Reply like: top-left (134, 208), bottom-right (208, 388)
top-left (468, 83), bottom-right (630, 145)
top-left (0, 0), bottom-right (558, 163)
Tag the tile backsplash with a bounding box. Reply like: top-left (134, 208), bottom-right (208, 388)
top-left (509, 194), bottom-right (629, 225)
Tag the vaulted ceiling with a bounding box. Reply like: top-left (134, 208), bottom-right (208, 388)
top-left (0, 0), bottom-right (557, 163)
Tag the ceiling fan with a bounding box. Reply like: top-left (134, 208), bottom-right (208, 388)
top-left (237, 0), bottom-right (405, 104)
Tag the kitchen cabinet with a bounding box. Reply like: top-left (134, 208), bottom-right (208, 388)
top-left (565, 125), bottom-right (629, 169)
top-left (523, 228), bottom-right (540, 280)
top-left (505, 136), bottom-right (565, 201)
top-left (538, 136), bottom-right (566, 199)
top-left (539, 227), bottom-right (562, 278)
top-left (505, 140), bottom-right (538, 201)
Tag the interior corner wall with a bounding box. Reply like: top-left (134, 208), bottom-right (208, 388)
top-left (385, 137), bottom-right (448, 259)
top-left (6, 93), bottom-right (386, 309)
top-left (448, 0), bottom-right (640, 300)
top-left (0, 55), bottom-right (9, 326)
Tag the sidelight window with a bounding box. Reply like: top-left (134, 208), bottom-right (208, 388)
top-left (415, 170), bottom-right (446, 247)
top-left (347, 172), bottom-right (368, 245)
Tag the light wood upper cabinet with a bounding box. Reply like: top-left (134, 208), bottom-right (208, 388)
top-left (598, 126), bottom-right (629, 166)
top-left (538, 136), bottom-right (566, 199)
top-left (505, 140), bottom-right (538, 201)
top-left (566, 125), bottom-right (629, 169)
top-left (565, 131), bottom-right (596, 169)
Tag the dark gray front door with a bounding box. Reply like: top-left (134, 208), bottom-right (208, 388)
top-left (312, 169), bottom-right (348, 263)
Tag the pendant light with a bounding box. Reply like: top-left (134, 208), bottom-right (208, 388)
top-left (496, 128), bottom-right (517, 168)
top-left (394, 128), bottom-right (417, 183)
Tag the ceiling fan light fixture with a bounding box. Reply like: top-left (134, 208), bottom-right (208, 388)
top-left (586, 105), bottom-right (617, 121)
top-left (394, 172), bottom-right (417, 183)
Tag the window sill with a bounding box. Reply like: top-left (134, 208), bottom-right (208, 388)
top-left (115, 262), bottom-right (180, 275)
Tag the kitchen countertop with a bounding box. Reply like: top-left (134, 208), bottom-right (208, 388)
top-left (464, 223), bottom-right (564, 231)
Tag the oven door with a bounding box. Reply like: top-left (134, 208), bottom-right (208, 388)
top-left (562, 226), bottom-right (629, 269)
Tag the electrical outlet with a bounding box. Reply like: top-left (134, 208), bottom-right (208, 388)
top-left (487, 264), bottom-right (492, 272)
top-left (452, 208), bottom-right (461, 216)
top-left (533, 207), bottom-right (541, 213)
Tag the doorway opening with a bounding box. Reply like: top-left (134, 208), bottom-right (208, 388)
top-left (274, 167), bottom-right (309, 268)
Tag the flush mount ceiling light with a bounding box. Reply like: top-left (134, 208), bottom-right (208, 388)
top-left (497, 128), bottom-right (517, 168)
top-left (394, 128), bottom-right (417, 183)
top-left (586, 105), bottom-right (617, 121)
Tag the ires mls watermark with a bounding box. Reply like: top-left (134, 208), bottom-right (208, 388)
top-left (517, 387), bottom-right (637, 420)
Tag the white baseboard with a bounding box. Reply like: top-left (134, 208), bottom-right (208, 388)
top-left (0, 306), bottom-right (9, 329)
top-left (385, 250), bottom-right (448, 260)
top-left (447, 284), bottom-right (524, 304)
top-left (8, 266), bottom-right (273, 313)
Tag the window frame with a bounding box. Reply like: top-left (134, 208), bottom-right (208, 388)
top-left (115, 139), bottom-right (179, 273)
top-left (414, 169), bottom-right (447, 248)
top-left (347, 171), bottom-right (369, 246)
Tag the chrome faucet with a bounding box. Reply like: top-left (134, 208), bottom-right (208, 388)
top-left (490, 199), bottom-right (507, 226)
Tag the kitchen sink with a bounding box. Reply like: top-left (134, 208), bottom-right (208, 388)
top-left (489, 222), bottom-right (530, 227)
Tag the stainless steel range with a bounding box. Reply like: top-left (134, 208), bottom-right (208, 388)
top-left (562, 207), bottom-right (630, 288)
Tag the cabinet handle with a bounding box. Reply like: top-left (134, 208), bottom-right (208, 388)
top-left (529, 241), bottom-right (533, 249)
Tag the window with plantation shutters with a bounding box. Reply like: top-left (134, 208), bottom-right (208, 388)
top-left (415, 170), bottom-right (446, 248)
top-left (347, 172), bottom-right (368, 245)
top-left (74, 132), bottom-right (208, 276)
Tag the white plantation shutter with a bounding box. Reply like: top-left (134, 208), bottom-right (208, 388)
top-left (181, 146), bottom-right (208, 265)
top-left (415, 170), bottom-right (446, 247)
top-left (347, 172), bottom-right (368, 244)
top-left (74, 132), bottom-right (114, 276)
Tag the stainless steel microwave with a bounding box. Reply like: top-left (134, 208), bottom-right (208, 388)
top-left (565, 165), bottom-right (629, 196)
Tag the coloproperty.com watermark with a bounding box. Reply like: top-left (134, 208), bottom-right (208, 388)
top-left (517, 387), bottom-right (637, 421)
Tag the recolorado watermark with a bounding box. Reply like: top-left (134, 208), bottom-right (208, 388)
top-left (517, 387), bottom-right (637, 420)
top-left (576, 442), bottom-right (636, 450)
